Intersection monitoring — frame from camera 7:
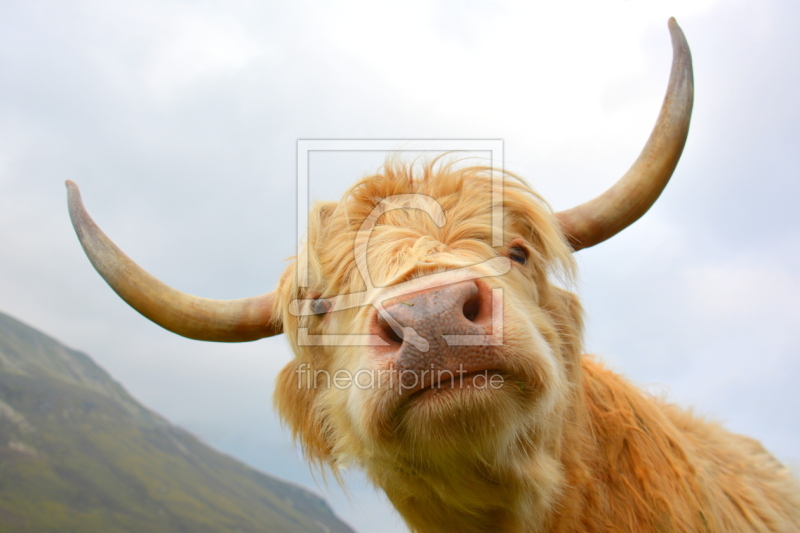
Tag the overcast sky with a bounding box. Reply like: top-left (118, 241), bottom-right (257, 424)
top-left (2, 1), bottom-right (799, 531)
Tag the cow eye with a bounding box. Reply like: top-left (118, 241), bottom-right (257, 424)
top-left (306, 293), bottom-right (332, 315)
top-left (508, 246), bottom-right (528, 265)
top-left (310, 298), bottom-right (332, 315)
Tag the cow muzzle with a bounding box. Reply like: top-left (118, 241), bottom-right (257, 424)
top-left (371, 280), bottom-right (502, 393)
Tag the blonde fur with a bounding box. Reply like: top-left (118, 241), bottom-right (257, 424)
top-left (273, 158), bottom-right (800, 532)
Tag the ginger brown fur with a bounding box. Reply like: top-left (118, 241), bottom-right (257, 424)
top-left (273, 160), bottom-right (800, 532)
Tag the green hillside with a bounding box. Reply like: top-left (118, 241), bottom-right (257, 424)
top-left (0, 311), bottom-right (355, 533)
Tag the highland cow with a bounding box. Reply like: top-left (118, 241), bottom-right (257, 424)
top-left (67, 19), bottom-right (800, 533)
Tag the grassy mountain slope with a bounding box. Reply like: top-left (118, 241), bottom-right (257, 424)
top-left (0, 311), bottom-right (354, 533)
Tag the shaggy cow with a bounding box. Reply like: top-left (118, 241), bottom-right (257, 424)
top-left (67, 20), bottom-right (799, 533)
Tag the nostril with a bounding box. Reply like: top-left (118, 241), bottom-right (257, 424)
top-left (385, 325), bottom-right (404, 345)
top-left (463, 294), bottom-right (480, 323)
top-left (377, 312), bottom-right (404, 345)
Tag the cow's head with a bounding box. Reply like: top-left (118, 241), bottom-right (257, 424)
top-left (272, 161), bottom-right (583, 468)
top-left (67, 17), bottom-right (692, 523)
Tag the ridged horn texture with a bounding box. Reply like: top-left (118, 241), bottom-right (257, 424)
top-left (66, 180), bottom-right (281, 342)
top-left (556, 18), bottom-right (694, 251)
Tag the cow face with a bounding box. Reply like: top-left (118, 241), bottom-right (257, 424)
top-left (273, 162), bottom-right (584, 475)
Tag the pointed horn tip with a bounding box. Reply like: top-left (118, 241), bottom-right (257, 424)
top-left (667, 18), bottom-right (688, 45)
top-left (65, 181), bottom-right (81, 201)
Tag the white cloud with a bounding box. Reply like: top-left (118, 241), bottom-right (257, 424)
top-left (685, 262), bottom-right (800, 328)
top-left (678, 260), bottom-right (800, 397)
top-left (82, 0), bottom-right (269, 100)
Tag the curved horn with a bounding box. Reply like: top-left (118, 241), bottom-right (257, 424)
top-left (556, 18), bottom-right (694, 251)
top-left (66, 181), bottom-right (281, 342)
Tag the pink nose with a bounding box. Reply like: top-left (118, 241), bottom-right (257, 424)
top-left (371, 280), bottom-right (494, 368)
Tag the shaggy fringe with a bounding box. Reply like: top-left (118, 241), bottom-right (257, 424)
top-left (309, 155), bottom-right (576, 296)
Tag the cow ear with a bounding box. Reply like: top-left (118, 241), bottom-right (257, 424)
top-left (307, 201), bottom-right (339, 247)
top-left (539, 285), bottom-right (585, 380)
top-left (304, 201), bottom-right (340, 288)
top-left (274, 360), bottom-right (334, 464)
